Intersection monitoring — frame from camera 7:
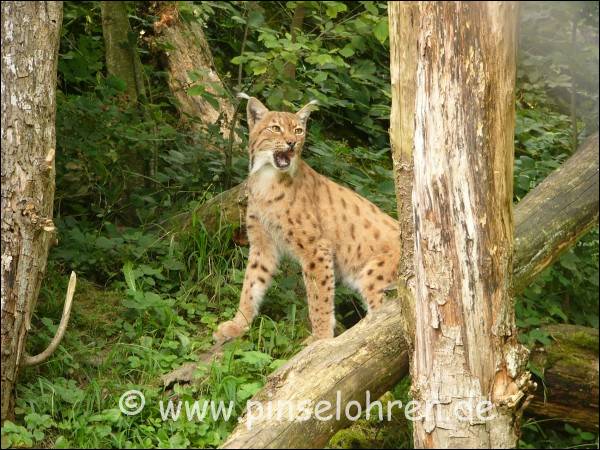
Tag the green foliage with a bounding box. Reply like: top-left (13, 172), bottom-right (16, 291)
top-left (206, 1), bottom-right (391, 147)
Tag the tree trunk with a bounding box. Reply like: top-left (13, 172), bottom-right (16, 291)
top-left (152, 2), bottom-right (236, 140)
top-left (1, 0), bottom-right (63, 422)
top-left (411, 3), bottom-right (528, 447)
top-left (389, 1), bottom-right (418, 346)
top-left (100, 1), bottom-right (145, 103)
top-left (283, 2), bottom-right (306, 80)
top-left (215, 133), bottom-right (598, 447)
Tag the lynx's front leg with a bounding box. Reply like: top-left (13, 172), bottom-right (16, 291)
top-left (214, 219), bottom-right (278, 344)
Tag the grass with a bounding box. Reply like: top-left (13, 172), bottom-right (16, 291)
top-left (3, 221), bottom-right (319, 448)
top-left (2, 134), bottom-right (598, 449)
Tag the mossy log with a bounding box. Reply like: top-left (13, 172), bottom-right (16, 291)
top-left (529, 325), bottom-right (599, 430)
top-left (217, 134), bottom-right (599, 448)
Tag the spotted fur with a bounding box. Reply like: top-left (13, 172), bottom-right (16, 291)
top-left (214, 96), bottom-right (400, 343)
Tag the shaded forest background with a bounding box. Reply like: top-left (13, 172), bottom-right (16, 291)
top-left (2, 1), bottom-right (598, 448)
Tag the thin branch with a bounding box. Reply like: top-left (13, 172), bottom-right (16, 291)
top-left (237, 3), bottom-right (251, 92)
top-left (21, 271), bottom-right (77, 367)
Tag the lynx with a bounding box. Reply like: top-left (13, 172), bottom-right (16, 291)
top-left (213, 95), bottom-right (400, 344)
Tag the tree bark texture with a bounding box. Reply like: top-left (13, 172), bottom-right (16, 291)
top-left (216, 137), bottom-right (598, 448)
top-left (153, 2), bottom-right (236, 139)
top-left (389, 1), bottom-right (418, 346)
top-left (411, 3), bottom-right (527, 448)
top-left (1, 0), bottom-right (63, 422)
top-left (100, 1), bottom-right (145, 102)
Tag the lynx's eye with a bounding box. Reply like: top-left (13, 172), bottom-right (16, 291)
top-left (270, 125), bottom-right (282, 133)
top-left (294, 127), bottom-right (304, 135)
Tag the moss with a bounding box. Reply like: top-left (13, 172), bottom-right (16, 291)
top-left (328, 423), bottom-right (373, 449)
top-left (327, 391), bottom-right (412, 449)
top-left (538, 326), bottom-right (599, 375)
top-left (561, 330), bottom-right (599, 352)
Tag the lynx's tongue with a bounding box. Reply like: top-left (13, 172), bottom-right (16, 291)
top-left (274, 151), bottom-right (292, 169)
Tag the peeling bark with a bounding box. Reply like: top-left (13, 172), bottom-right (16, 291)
top-left (153, 2), bottom-right (236, 140)
top-left (1, 0), bottom-right (63, 422)
top-left (411, 3), bottom-right (530, 447)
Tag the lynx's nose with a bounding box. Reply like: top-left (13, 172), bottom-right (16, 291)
top-left (286, 141), bottom-right (296, 151)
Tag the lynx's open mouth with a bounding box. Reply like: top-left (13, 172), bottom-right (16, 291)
top-left (274, 150), bottom-right (293, 170)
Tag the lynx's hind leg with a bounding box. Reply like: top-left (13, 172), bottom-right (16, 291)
top-left (298, 238), bottom-right (336, 339)
top-left (357, 250), bottom-right (400, 312)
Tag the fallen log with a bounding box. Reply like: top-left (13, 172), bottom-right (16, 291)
top-left (218, 133), bottom-right (599, 448)
top-left (514, 133), bottom-right (599, 293)
top-left (529, 324), bottom-right (599, 430)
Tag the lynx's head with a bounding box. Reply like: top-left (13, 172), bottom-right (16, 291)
top-left (238, 94), bottom-right (317, 175)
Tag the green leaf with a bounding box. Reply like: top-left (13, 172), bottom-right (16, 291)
top-left (202, 92), bottom-right (220, 110)
top-left (247, 10), bottom-right (264, 27)
top-left (580, 431), bottom-right (597, 441)
top-left (123, 262), bottom-right (137, 292)
top-left (238, 350), bottom-right (273, 368)
top-left (252, 64), bottom-right (267, 75)
top-left (373, 17), bottom-right (389, 44)
top-left (237, 382), bottom-right (262, 401)
top-left (339, 45), bottom-right (355, 58)
top-left (89, 408), bottom-right (121, 423)
top-left (325, 2), bottom-right (347, 19)
top-left (187, 85), bottom-right (206, 96)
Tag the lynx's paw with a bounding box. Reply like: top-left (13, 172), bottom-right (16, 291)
top-left (213, 320), bottom-right (248, 344)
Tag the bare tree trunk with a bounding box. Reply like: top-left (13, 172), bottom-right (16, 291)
top-left (283, 2), bottom-right (306, 80)
top-left (389, 0), bottom-right (418, 346)
top-left (411, 3), bottom-right (530, 447)
top-left (101, 1), bottom-right (145, 103)
top-left (101, 1), bottom-right (148, 223)
top-left (1, 0), bottom-right (63, 422)
top-left (152, 2), bottom-right (236, 140)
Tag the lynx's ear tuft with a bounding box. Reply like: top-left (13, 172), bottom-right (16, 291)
top-left (296, 99), bottom-right (319, 127)
top-left (237, 93), bottom-right (269, 131)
